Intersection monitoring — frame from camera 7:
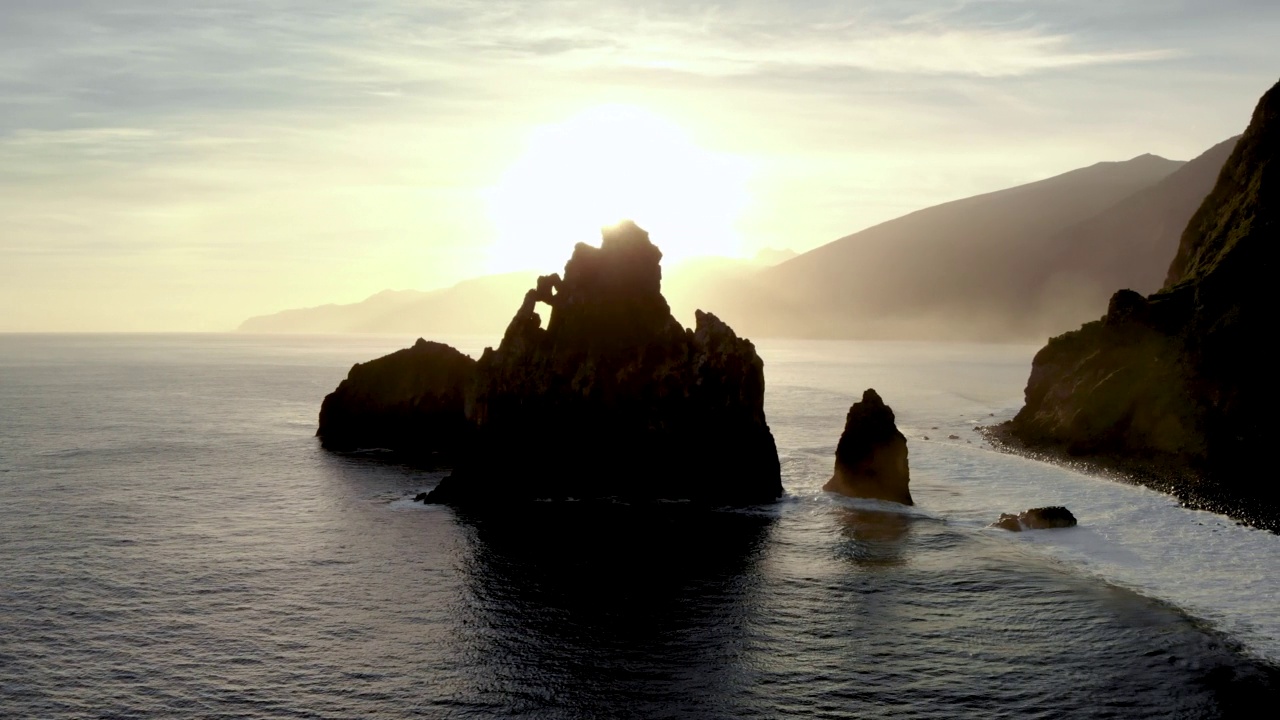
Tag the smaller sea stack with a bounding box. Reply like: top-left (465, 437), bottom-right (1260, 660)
top-left (317, 339), bottom-right (476, 458)
top-left (824, 389), bottom-right (913, 505)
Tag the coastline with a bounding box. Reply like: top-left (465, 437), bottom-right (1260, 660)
top-left (979, 423), bottom-right (1280, 534)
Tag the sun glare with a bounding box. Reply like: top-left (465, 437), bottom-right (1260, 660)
top-left (486, 105), bottom-right (750, 273)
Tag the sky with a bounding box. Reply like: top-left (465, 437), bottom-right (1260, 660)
top-left (1, 1), bottom-right (1277, 331)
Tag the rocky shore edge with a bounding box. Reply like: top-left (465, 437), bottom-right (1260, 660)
top-left (980, 424), bottom-right (1280, 533)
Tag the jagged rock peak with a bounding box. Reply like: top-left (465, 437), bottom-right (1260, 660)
top-left (317, 222), bottom-right (783, 506)
top-left (840, 389), bottom-right (899, 446)
top-left (417, 222), bottom-right (783, 505)
top-left (561, 220), bottom-right (664, 302)
top-left (824, 388), bottom-right (913, 505)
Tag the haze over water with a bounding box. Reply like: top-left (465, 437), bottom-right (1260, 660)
top-left (1, 334), bottom-right (1276, 718)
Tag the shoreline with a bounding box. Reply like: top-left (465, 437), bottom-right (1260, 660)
top-left (979, 424), bottom-right (1280, 534)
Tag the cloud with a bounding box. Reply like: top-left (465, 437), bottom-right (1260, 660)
top-left (589, 24), bottom-right (1176, 78)
top-left (0, 1), bottom-right (1185, 135)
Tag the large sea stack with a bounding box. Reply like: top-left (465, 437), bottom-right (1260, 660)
top-left (823, 389), bottom-right (913, 505)
top-left (320, 221), bottom-right (784, 506)
top-left (997, 79), bottom-right (1280, 530)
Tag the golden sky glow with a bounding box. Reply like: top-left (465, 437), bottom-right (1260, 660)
top-left (487, 105), bottom-right (750, 272)
top-left (1, 1), bottom-right (1277, 331)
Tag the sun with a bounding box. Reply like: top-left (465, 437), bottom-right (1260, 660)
top-left (486, 105), bottom-right (750, 273)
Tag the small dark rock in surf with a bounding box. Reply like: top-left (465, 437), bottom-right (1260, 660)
top-left (991, 506), bottom-right (1078, 531)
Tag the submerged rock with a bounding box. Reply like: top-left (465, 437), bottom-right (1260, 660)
top-left (317, 339), bottom-right (476, 457)
top-left (997, 78), bottom-right (1280, 532)
top-left (316, 221), bottom-right (783, 506)
top-left (991, 506), bottom-right (1078, 532)
top-left (823, 389), bottom-right (913, 505)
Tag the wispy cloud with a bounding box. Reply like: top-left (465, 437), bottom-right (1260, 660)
top-left (0, 0), bottom-right (1183, 132)
top-left (565, 24), bottom-right (1176, 78)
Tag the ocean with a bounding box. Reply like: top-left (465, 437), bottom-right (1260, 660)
top-left (1, 333), bottom-right (1277, 718)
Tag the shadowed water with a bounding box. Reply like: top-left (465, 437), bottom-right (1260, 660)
top-left (0, 334), bottom-right (1276, 718)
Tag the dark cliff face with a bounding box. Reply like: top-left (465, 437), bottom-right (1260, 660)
top-left (317, 339), bottom-right (477, 457)
top-left (823, 389), bottom-right (913, 505)
top-left (426, 221), bottom-right (782, 505)
top-left (1004, 79), bottom-right (1280, 529)
top-left (318, 221), bottom-right (782, 505)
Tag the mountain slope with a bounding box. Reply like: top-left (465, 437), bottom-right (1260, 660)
top-left (711, 154), bottom-right (1193, 340)
top-left (237, 255), bottom-right (784, 336)
top-left (238, 272), bottom-right (536, 335)
top-left (1040, 138), bottom-right (1238, 290)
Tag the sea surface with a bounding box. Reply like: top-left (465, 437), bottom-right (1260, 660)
top-left (1, 333), bottom-right (1277, 719)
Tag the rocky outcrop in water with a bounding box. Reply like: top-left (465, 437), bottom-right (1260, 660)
top-left (319, 222), bottom-right (783, 505)
top-left (995, 79), bottom-right (1280, 532)
top-left (823, 389), bottom-right (913, 505)
top-left (317, 339), bottom-right (476, 458)
top-left (423, 221), bottom-right (782, 505)
top-left (990, 506), bottom-right (1077, 532)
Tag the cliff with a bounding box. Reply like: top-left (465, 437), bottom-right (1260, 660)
top-left (998, 79), bottom-right (1280, 531)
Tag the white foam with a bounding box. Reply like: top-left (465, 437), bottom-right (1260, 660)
top-left (937, 447), bottom-right (1280, 664)
top-left (759, 338), bottom-right (1280, 666)
top-left (386, 496), bottom-right (446, 511)
top-left (907, 412), bottom-right (1280, 666)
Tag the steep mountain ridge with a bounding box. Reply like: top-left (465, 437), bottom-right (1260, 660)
top-left (709, 154), bottom-right (1188, 340)
top-left (238, 272), bottom-right (536, 336)
top-left (1038, 138), bottom-right (1238, 302)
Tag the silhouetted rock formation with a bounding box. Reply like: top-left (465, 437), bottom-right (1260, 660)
top-left (823, 389), bottom-right (913, 505)
top-left (317, 339), bottom-right (476, 457)
top-left (997, 79), bottom-right (1280, 532)
top-left (316, 222), bottom-right (783, 505)
top-left (421, 221), bottom-right (782, 505)
top-left (990, 506), bottom-right (1077, 532)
